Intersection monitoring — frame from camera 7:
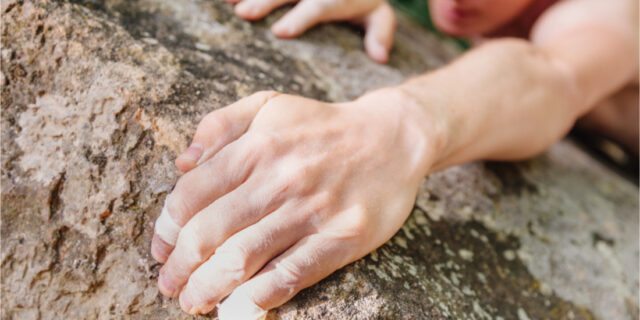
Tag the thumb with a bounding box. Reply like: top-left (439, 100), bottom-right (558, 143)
top-left (363, 3), bottom-right (396, 64)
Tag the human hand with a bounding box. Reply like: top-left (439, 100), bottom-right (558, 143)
top-left (151, 90), bottom-right (436, 317)
top-left (230, 0), bottom-right (396, 63)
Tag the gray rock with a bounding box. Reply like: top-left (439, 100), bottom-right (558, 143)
top-left (1, 0), bottom-right (637, 319)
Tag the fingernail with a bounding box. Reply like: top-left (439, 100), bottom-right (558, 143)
top-left (179, 143), bottom-right (203, 163)
top-left (158, 274), bottom-right (176, 297)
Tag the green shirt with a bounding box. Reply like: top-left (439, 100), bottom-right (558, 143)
top-left (390, 0), bottom-right (471, 50)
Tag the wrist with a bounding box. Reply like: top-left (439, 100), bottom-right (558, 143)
top-left (349, 86), bottom-right (448, 178)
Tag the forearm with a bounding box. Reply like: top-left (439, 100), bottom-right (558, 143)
top-left (373, 39), bottom-right (586, 174)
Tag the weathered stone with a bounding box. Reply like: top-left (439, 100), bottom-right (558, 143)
top-left (1, 0), bottom-right (637, 319)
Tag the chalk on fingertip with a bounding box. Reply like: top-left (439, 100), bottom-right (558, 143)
top-left (154, 200), bottom-right (181, 246)
top-left (217, 288), bottom-right (267, 320)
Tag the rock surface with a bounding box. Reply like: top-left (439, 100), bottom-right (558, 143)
top-left (1, 0), bottom-right (638, 319)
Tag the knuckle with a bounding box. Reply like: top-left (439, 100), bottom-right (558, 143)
top-left (177, 223), bottom-right (209, 262)
top-left (251, 132), bottom-right (281, 156)
top-left (252, 90), bottom-right (281, 111)
top-left (307, 191), bottom-right (336, 215)
top-left (340, 206), bottom-right (370, 238)
top-left (200, 111), bottom-right (231, 134)
top-left (288, 164), bottom-right (310, 183)
top-left (274, 259), bottom-right (303, 288)
top-left (251, 94), bottom-right (302, 128)
top-left (279, 164), bottom-right (315, 196)
top-left (255, 90), bottom-right (279, 98)
top-left (259, 94), bottom-right (291, 114)
top-left (251, 131), bottom-right (272, 147)
top-left (164, 191), bottom-right (190, 225)
top-left (214, 244), bottom-right (251, 283)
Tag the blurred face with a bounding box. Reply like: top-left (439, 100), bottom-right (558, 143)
top-left (429, 0), bottom-right (535, 37)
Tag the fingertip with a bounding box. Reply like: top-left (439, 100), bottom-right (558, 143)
top-left (271, 21), bottom-right (296, 38)
top-left (180, 284), bottom-right (217, 315)
top-left (175, 157), bottom-right (196, 173)
top-left (364, 3), bottom-right (395, 64)
top-left (158, 272), bottom-right (178, 297)
top-left (365, 39), bottom-right (389, 64)
top-left (218, 289), bottom-right (267, 320)
top-left (151, 233), bottom-right (173, 263)
top-left (373, 51), bottom-right (389, 64)
top-left (179, 290), bottom-right (196, 314)
top-left (234, 1), bottom-right (256, 19)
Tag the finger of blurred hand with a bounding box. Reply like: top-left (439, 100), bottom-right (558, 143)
top-left (216, 233), bottom-right (356, 318)
top-left (271, 0), bottom-right (335, 37)
top-left (177, 202), bottom-right (310, 314)
top-left (175, 90), bottom-right (280, 173)
top-left (235, 0), bottom-right (297, 21)
top-left (363, 3), bottom-right (395, 64)
top-left (151, 135), bottom-right (259, 264)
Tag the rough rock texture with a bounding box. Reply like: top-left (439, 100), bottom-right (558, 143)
top-left (1, 0), bottom-right (638, 319)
